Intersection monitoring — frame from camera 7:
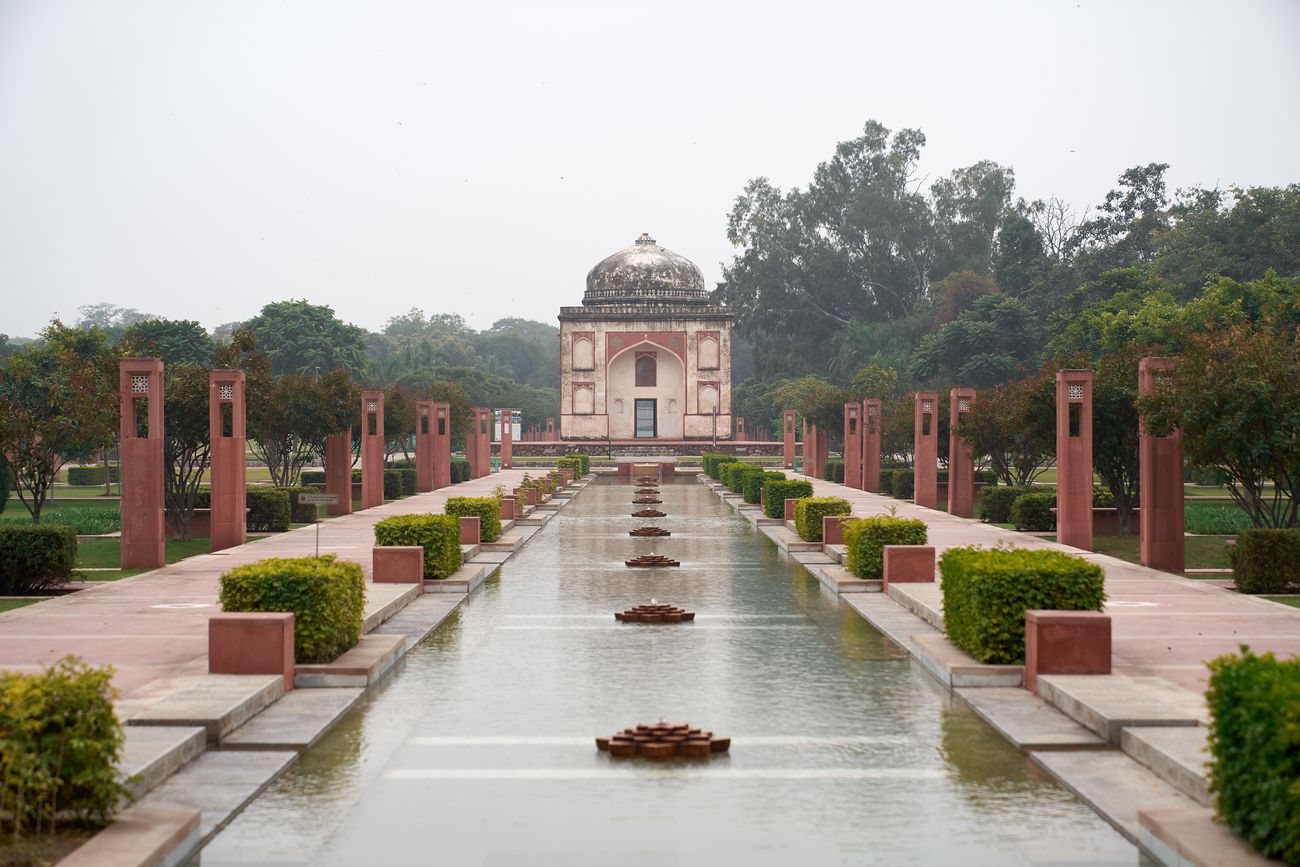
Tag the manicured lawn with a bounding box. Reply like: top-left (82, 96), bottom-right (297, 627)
top-left (48, 485), bottom-right (121, 497)
top-left (3, 497), bottom-right (121, 513)
top-left (0, 599), bottom-right (40, 612)
top-left (1045, 533), bottom-right (1233, 572)
top-left (1263, 596), bottom-right (1300, 609)
top-left (77, 535), bottom-right (268, 579)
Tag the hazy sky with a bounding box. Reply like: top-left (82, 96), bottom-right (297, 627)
top-left (2, 0), bottom-right (1298, 338)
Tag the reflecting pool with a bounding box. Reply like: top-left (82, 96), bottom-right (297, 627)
top-left (205, 477), bottom-right (1139, 866)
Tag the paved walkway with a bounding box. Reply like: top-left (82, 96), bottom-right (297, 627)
top-left (793, 474), bottom-right (1300, 697)
top-left (0, 470), bottom-right (531, 713)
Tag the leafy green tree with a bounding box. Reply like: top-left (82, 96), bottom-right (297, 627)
top-left (122, 319), bottom-right (215, 366)
top-left (242, 300), bottom-right (367, 376)
top-left (931, 160), bottom-right (1016, 279)
top-left (908, 294), bottom-right (1039, 387)
top-left (848, 364), bottom-right (898, 401)
top-left (249, 369), bottom-right (357, 486)
top-left (1088, 349), bottom-right (1143, 534)
top-left (1048, 282), bottom-right (1183, 358)
top-left (1141, 325), bottom-right (1299, 528)
top-left (956, 374), bottom-right (1054, 486)
top-left (383, 384), bottom-right (415, 461)
top-left (1069, 163), bottom-right (1170, 281)
top-left (74, 304), bottom-right (157, 343)
top-left (0, 324), bottom-right (120, 521)
top-left (993, 212), bottom-right (1047, 299)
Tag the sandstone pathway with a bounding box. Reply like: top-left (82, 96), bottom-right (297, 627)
top-left (794, 474), bottom-right (1300, 697)
top-left (0, 470), bottom-right (532, 711)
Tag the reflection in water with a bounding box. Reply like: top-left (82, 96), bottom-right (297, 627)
top-left (205, 477), bottom-right (1138, 867)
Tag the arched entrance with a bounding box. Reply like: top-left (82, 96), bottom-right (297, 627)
top-left (606, 342), bottom-right (685, 439)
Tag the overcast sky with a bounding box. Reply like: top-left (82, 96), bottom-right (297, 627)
top-left (1, 0), bottom-right (1297, 338)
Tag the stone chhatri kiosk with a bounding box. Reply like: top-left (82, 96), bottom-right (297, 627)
top-left (558, 234), bottom-right (734, 441)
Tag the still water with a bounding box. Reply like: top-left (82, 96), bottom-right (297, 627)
top-left (205, 477), bottom-right (1138, 866)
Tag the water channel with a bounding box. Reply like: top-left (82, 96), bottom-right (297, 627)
top-left (205, 477), bottom-right (1139, 866)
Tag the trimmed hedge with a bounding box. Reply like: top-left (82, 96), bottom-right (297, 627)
top-left (278, 487), bottom-right (320, 524)
top-left (66, 465), bottom-right (120, 486)
top-left (824, 460), bottom-right (845, 483)
top-left (374, 513), bottom-right (462, 579)
top-left (0, 525), bottom-right (77, 595)
top-left (1229, 529), bottom-right (1300, 594)
top-left (794, 497), bottom-right (852, 542)
top-left (394, 467), bottom-right (418, 497)
top-left (0, 657), bottom-right (128, 835)
top-left (383, 469), bottom-right (403, 500)
top-left (745, 471), bottom-right (785, 505)
top-left (890, 468), bottom-right (914, 500)
top-left (561, 452), bottom-right (590, 475)
top-left (300, 470), bottom-right (326, 486)
top-left (729, 464), bottom-right (766, 495)
top-left (196, 488), bottom-right (291, 532)
top-left (219, 555), bottom-right (366, 663)
top-left (940, 546), bottom-right (1106, 664)
top-left (444, 496), bottom-right (502, 543)
top-left (1011, 492), bottom-right (1057, 532)
top-left (717, 461), bottom-right (743, 489)
top-left (700, 454), bottom-right (730, 478)
top-left (762, 479), bottom-right (813, 519)
top-left (450, 460), bottom-right (471, 484)
top-left (977, 485), bottom-right (1033, 523)
top-left (1206, 648), bottom-right (1300, 863)
top-left (843, 516), bottom-right (928, 579)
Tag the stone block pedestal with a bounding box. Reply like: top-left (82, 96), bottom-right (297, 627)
top-left (209, 612), bottom-right (295, 690)
top-left (373, 546), bottom-right (424, 585)
top-left (459, 516), bottom-right (480, 545)
top-left (1024, 609), bottom-right (1111, 693)
top-left (883, 545), bottom-right (935, 589)
top-left (822, 515), bottom-right (847, 546)
top-left (783, 499), bottom-right (798, 522)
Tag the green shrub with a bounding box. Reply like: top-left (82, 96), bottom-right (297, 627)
top-left (1229, 529), bottom-right (1300, 594)
top-left (977, 485), bottom-right (1032, 523)
top-left (0, 525), bottom-right (77, 594)
top-left (1011, 492), bottom-right (1057, 532)
top-left (561, 452), bottom-right (590, 475)
top-left (450, 460), bottom-right (471, 484)
top-left (278, 487), bottom-right (320, 524)
top-left (730, 464), bottom-right (766, 495)
top-left (374, 513), bottom-right (462, 579)
top-left (557, 456), bottom-right (583, 478)
top-left (196, 488), bottom-right (291, 532)
top-left (0, 656), bottom-right (128, 835)
top-left (1206, 648), bottom-right (1300, 863)
top-left (717, 461), bottom-right (742, 488)
top-left (444, 496), bottom-right (502, 543)
top-left (890, 468), bottom-right (914, 499)
top-left (763, 479), bottom-right (814, 519)
top-left (351, 468), bottom-right (363, 483)
top-left (219, 555), bottom-right (365, 663)
top-left (382, 469), bottom-right (402, 500)
top-left (940, 546), bottom-right (1106, 664)
top-left (0, 461), bottom-right (10, 515)
top-left (745, 471), bottom-right (785, 505)
top-left (843, 515), bottom-right (927, 579)
top-left (66, 465), bottom-right (120, 486)
top-left (300, 470), bottom-right (326, 486)
top-left (1185, 503), bottom-right (1252, 535)
top-left (794, 497), bottom-right (852, 542)
top-left (1092, 486), bottom-right (1115, 508)
top-left (394, 468), bottom-right (418, 497)
top-left (824, 460), bottom-right (845, 483)
top-left (0, 506), bottom-right (120, 535)
top-left (1190, 465), bottom-right (1229, 486)
top-left (700, 454), bottom-right (727, 478)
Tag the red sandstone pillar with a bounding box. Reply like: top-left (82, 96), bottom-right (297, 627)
top-left (843, 403), bottom-right (863, 489)
top-left (324, 430), bottom-right (352, 516)
top-left (807, 423), bottom-right (820, 479)
top-left (783, 410), bottom-right (796, 469)
top-left (1056, 370), bottom-right (1094, 551)
top-left (948, 388), bottom-right (976, 518)
top-left (476, 408), bottom-right (492, 477)
top-left (432, 402), bottom-right (451, 488)
top-left (863, 399), bottom-right (882, 493)
top-left (1139, 358), bottom-right (1183, 572)
top-left (735, 417), bottom-right (745, 442)
top-left (119, 358), bottom-right (165, 569)
top-left (209, 369), bottom-right (247, 552)
top-left (816, 428), bottom-right (829, 480)
top-left (415, 400), bottom-right (434, 492)
top-left (545, 417), bottom-right (555, 440)
top-left (361, 390), bottom-right (385, 509)
top-left (499, 409), bottom-right (513, 469)
top-left (914, 392), bottom-right (938, 509)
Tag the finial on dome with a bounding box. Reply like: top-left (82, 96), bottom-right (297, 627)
top-left (635, 233), bottom-right (656, 246)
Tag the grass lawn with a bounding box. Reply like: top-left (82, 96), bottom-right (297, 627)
top-left (77, 535), bottom-right (268, 579)
top-left (48, 485), bottom-right (121, 497)
top-left (0, 599), bottom-right (40, 612)
top-left (2, 497), bottom-right (122, 514)
top-left (1263, 596), bottom-right (1300, 609)
top-left (1044, 533), bottom-right (1234, 572)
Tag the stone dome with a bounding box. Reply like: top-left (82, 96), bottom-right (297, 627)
top-left (583, 233), bottom-right (708, 306)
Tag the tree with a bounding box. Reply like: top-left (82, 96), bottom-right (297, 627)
top-left (930, 160), bottom-right (1016, 279)
top-left (122, 319), bottom-right (215, 366)
top-left (1090, 347), bottom-right (1144, 535)
top-left (1070, 163), bottom-right (1170, 281)
top-left (242, 300), bottom-right (367, 376)
top-left (880, 393), bottom-right (916, 466)
top-left (74, 304), bottom-right (157, 343)
top-left (249, 369), bottom-right (357, 486)
top-left (159, 364), bottom-right (212, 540)
top-left (764, 375), bottom-right (847, 446)
top-left (907, 294), bottom-right (1040, 387)
top-left (383, 384), bottom-right (415, 460)
top-left (956, 374), bottom-right (1055, 486)
top-left (848, 365), bottom-right (898, 401)
top-left (0, 324), bottom-right (119, 522)
top-left (1141, 325), bottom-right (1299, 528)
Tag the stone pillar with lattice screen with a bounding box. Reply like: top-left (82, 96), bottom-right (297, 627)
top-left (843, 403), bottom-right (863, 489)
top-left (361, 391), bottom-right (385, 509)
top-left (863, 400), bottom-right (882, 493)
top-left (415, 400), bottom-right (435, 492)
top-left (209, 369), bottom-right (247, 552)
top-left (948, 388), bottom-right (977, 518)
top-left (120, 358), bottom-right (165, 568)
top-left (914, 392), bottom-right (939, 509)
top-left (1139, 358), bottom-right (1183, 572)
top-left (498, 408), bottom-right (514, 469)
top-left (432, 403), bottom-right (452, 488)
top-left (1056, 370), bottom-right (1094, 550)
top-left (782, 410), bottom-right (797, 469)
top-left (324, 429), bottom-right (352, 516)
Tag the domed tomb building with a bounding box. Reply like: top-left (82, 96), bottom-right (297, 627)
top-left (559, 234), bottom-right (734, 440)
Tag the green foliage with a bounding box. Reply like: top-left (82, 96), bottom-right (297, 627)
top-left (824, 460), bottom-right (844, 483)
top-left (1011, 492), bottom-right (1057, 531)
top-left (1185, 504), bottom-right (1251, 535)
top-left (940, 546), bottom-right (1106, 664)
top-left (957, 373), bottom-right (1055, 487)
top-left (1229, 529), bottom-right (1300, 594)
top-left (794, 497), bottom-right (852, 542)
top-left (122, 318), bottom-right (215, 366)
top-left (745, 471), bottom-right (785, 505)
top-left (300, 470), bottom-right (326, 486)
top-left (248, 368), bottom-right (356, 488)
top-left (848, 364), bottom-right (898, 401)
top-left (716, 461), bottom-right (743, 488)
top-left (700, 454), bottom-right (729, 478)
top-left (562, 452), bottom-right (590, 475)
top-left (1205, 647), bottom-right (1300, 864)
top-left (0, 525), bottom-right (77, 594)
top-left (890, 468), bottom-right (914, 499)
top-left (277, 487), bottom-right (320, 524)
top-left (393, 468), bottom-right (418, 497)
top-left (374, 513), bottom-right (462, 579)
top-left (729, 464), bottom-right (766, 495)
top-left (908, 293), bottom-right (1040, 387)
top-left (0, 656), bottom-right (128, 836)
top-left (66, 465), bottom-right (121, 486)
top-left (762, 479), bottom-right (813, 519)
top-left (219, 555), bottom-right (365, 663)
top-left (0, 507), bottom-right (119, 536)
top-left (444, 497), bottom-right (502, 543)
top-left (0, 461), bottom-right (9, 516)
top-left (242, 299), bottom-right (367, 376)
top-left (195, 488), bottom-right (291, 532)
top-left (383, 470), bottom-right (403, 500)
top-left (977, 485), bottom-right (1034, 523)
top-left (843, 515), bottom-right (927, 579)
top-left (450, 460), bottom-right (471, 484)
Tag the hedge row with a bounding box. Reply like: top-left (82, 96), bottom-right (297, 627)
top-left (444, 497), bottom-right (502, 543)
top-left (66, 464), bottom-right (120, 486)
top-left (745, 471), bottom-right (785, 505)
top-left (762, 479), bottom-right (813, 519)
top-left (823, 460), bottom-right (845, 483)
top-left (1230, 529), bottom-right (1300, 594)
top-left (729, 464), bottom-right (767, 496)
top-left (0, 525), bottom-right (77, 595)
top-left (558, 452), bottom-right (590, 475)
top-left (940, 546), bottom-right (1106, 664)
top-left (794, 497), bottom-right (852, 542)
top-left (196, 488), bottom-right (291, 532)
top-left (374, 513), bottom-right (462, 579)
top-left (1011, 492), bottom-right (1057, 531)
top-left (219, 554), bottom-right (366, 663)
top-left (843, 516), bottom-right (927, 579)
top-left (1206, 648), bottom-right (1300, 863)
